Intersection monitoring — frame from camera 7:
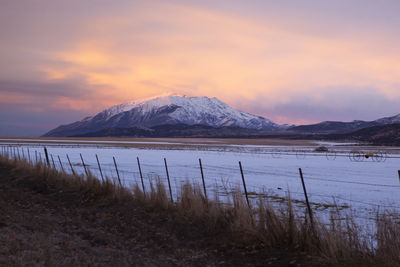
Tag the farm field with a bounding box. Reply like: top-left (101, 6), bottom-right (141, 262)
top-left (1, 137), bottom-right (400, 227)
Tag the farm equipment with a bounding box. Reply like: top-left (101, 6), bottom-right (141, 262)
top-left (349, 151), bottom-right (387, 162)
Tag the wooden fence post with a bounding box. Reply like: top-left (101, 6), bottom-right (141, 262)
top-left (164, 158), bottom-right (173, 202)
top-left (137, 157), bottom-right (145, 193)
top-left (199, 158), bottom-right (208, 202)
top-left (239, 161), bottom-right (250, 208)
top-left (113, 156), bottom-right (122, 186)
top-left (299, 168), bottom-right (314, 228)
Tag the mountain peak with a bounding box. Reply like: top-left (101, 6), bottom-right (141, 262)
top-left (103, 93), bottom-right (215, 119)
top-left (44, 94), bottom-right (283, 137)
top-left (125, 92), bottom-right (189, 105)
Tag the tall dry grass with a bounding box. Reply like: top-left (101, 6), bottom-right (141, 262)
top-left (1, 154), bottom-right (399, 266)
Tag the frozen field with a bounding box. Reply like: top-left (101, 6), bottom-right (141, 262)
top-left (1, 138), bottom-right (400, 225)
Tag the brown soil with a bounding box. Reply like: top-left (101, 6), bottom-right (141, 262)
top-left (0, 163), bottom-right (311, 266)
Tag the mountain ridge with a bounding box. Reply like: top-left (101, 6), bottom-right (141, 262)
top-left (43, 93), bottom-right (400, 140)
top-left (43, 94), bottom-right (284, 137)
top-left (288, 114), bottom-right (400, 134)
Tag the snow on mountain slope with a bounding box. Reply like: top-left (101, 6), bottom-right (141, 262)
top-left (99, 93), bottom-right (279, 129)
top-left (43, 93), bottom-right (283, 137)
top-left (374, 113), bottom-right (400, 124)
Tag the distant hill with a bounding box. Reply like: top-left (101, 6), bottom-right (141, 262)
top-left (289, 114), bottom-right (400, 134)
top-left (328, 123), bottom-right (400, 145)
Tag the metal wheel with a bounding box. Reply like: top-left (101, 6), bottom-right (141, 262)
top-left (326, 151), bottom-right (337, 160)
top-left (349, 150), bottom-right (363, 162)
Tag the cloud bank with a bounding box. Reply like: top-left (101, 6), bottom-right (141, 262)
top-left (1, 0), bottom-right (399, 135)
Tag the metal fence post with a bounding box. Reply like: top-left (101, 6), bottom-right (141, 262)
top-left (27, 148), bottom-right (31, 163)
top-left (299, 168), bottom-right (314, 228)
top-left (239, 161), bottom-right (250, 208)
top-left (199, 158), bottom-right (208, 202)
top-left (95, 154), bottom-right (104, 183)
top-left (44, 147), bottom-right (50, 166)
top-left (58, 155), bottom-right (65, 172)
top-left (66, 154), bottom-right (76, 175)
top-left (80, 153), bottom-right (88, 177)
top-left (164, 158), bottom-right (173, 202)
top-left (113, 156), bottom-right (122, 186)
top-left (50, 154), bottom-right (56, 169)
top-left (137, 157), bottom-right (145, 193)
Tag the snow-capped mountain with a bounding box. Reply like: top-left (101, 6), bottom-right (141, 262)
top-left (43, 93), bottom-right (284, 137)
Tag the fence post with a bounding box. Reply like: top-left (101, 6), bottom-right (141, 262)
top-left (239, 161), bottom-right (250, 208)
top-left (50, 154), bottom-right (56, 169)
top-left (27, 148), bottom-right (31, 163)
top-left (44, 147), bottom-right (50, 166)
top-left (299, 168), bottom-right (314, 228)
top-left (39, 152), bottom-right (42, 163)
top-left (66, 154), bottom-right (76, 176)
top-left (164, 158), bottom-right (173, 202)
top-left (113, 156), bottom-right (122, 186)
top-left (398, 170), bottom-right (400, 183)
top-left (199, 158), bottom-right (208, 202)
top-left (17, 147), bottom-right (21, 160)
top-left (137, 157), bottom-right (145, 193)
top-left (35, 151), bottom-right (38, 163)
top-left (80, 153), bottom-right (88, 177)
top-left (58, 155), bottom-right (65, 172)
top-left (22, 148), bottom-right (25, 160)
top-left (95, 154), bottom-right (104, 183)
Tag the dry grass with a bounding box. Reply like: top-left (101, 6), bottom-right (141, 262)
top-left (2, 156), bottom-right (132, 205)
top-left (1, 155), bottom-right (400, 266)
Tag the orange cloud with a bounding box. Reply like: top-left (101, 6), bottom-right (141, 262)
top-left (35, 1), bottom-right (400, 121)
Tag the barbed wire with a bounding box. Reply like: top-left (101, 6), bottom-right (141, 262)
top-left (2, 145), bottom-right (400, 211)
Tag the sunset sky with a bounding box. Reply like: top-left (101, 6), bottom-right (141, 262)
top-left (1, 0), bottom-right (400, 136)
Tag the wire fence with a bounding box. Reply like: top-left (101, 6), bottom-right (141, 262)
top-left (1, 144), bottom-right (400, 223)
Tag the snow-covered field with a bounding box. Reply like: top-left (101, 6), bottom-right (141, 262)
top-left (1, 139), bottom-right (400, 226)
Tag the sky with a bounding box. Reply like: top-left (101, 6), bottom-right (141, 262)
top-left (1, 0), bottom-right (400, 136)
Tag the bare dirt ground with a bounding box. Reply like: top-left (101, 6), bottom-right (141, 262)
top-left (0, 163), bottom-right (311, 266)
